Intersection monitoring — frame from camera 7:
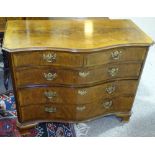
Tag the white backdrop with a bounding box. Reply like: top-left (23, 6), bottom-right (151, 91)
top-left (131, 18), bottom-right (155, 102)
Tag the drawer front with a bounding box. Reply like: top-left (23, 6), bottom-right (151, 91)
top-left (17, 80), bottom-right (137, 106)
top-left (13, 51), bottom-right (84, 68)
top-left (86, 47), bottom-right (147, 67)
top-left (76, 96), bottom-right (134, 121)
top-left (20, 104), bottom-right (75, 122)
top-left (15, 63), bottom-right (142, 86)
top-left (12, 47), bottom-right (147, 68)
top-left (19, 96), bottom-right (134, 122)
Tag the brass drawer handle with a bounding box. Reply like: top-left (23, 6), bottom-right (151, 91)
top-left (78, 89), bottom-right (87, 96)
top-left (111, 50), bottom-right (122, 60)
top-left (105, 85), bottom-right (116, 94)
top-left (45, 107), bottom-right (57, 113)
top-left (43, 52), bottom-right (56, 62)
top-left (76, 106), bottom-right (86, 112)
top-left (79, 71), bottom-right (89, 78)
top-left (102, 100), bottom-right (113, 109)
top-left (108, 67), bottom-right (119, 77)
top-left (44, 91), bottom-right (57, 100)
top-left (43, 72), bottom-right (57, 81)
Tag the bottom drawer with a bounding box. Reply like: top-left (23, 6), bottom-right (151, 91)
top-left (76, 96), bottom-right (134, 121)
top-left (19, 96), bottom-right (134, 122)
top-left (20, 104), bottom-right (75, 122)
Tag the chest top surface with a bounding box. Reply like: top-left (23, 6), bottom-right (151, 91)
top-left (2, 19), bottom-right (153, 52)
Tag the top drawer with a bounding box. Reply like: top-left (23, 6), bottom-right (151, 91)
top-left (12, 47), bottom-right (147, 68)
top-left (12, 51), bottom-right (84, 68)
top-left (85, 47), bottom-right (147, 67)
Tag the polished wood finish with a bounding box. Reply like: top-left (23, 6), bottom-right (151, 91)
top-left (17, 80), bottom-right (137, 106)
top-left (86, 47), bottom-right (147, 67)
top-left (0, 17), bottom-right (50, 33)
top-left (13, 51), bottom-right (84, 68)
top-left (14, 62), bottom-right (141, 86)
top-left (115, 112), bottom-right (131, 122)
top-left (19, 96), bottom-right (134, 122)
top-left (76, 96), bottom-right (134, 121)
top-left (2, 19), bottom-right (153, 129)
top-left (3, 20), bottom-right (153, 51)
top-left (12, 46), bottom-right (147, 68)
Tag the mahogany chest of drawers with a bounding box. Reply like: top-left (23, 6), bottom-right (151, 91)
top-left (2, 19), bottom-right (153, 129)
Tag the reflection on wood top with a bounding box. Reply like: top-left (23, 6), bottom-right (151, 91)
top-left (3, 19), bottom-right (154, 52)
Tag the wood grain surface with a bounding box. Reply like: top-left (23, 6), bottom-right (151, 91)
top-left (17, 80), bottom-right (138, 106)
top-left (19, 96), bottom-right (134, 122)
top-left (14, 62), bottom-right (142, 86)
top-left (12, 46), bottom-right (147, 68)
top-left (3, 19), bottom-right (153, 52)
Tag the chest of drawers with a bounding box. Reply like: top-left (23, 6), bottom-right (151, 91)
top-left (2, 19), bottom-right (153, 129)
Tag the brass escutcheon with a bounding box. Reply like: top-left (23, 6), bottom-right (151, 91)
top-left (44, 107), bottom-right (57, 113)
top-left (76, 106), bottom-right (86, 112)
top-left (105, 85), bottom-right (116, 94)
top-left (43, 72), bottom-right (57, 81)
top-left (44, 91), bottom-right (57, 100)
top-left (78, 89), bottom-right (87, 96)
top-left (102, 100), bottom-right (113, 109)
top-left (79, 71), bottom-right (90, 78)
top-left (43, 52), bottom-right (56, 63)
top-left (111, 50), bottom-right (122, 60)
top-left (108, 67), bottom-right (119, 77)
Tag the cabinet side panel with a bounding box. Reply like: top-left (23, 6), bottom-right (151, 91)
top-left (8, 52), bottom-right (22, 122)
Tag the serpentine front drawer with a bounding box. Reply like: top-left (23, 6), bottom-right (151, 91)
top-left (17, 80), bottom-right (138, 106)
top-left (12, 46), bottom-right (147, 68)
top-left (14, 62), bottom-right (141, 86)
top-left (19, 96), bottom-right (134, 123)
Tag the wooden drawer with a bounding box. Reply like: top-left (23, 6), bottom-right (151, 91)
top-left (14, 62), bottom-right (142, 86)
top-left (85, 47), bottom-right (147, 67)
top-left (20, 104), bottom-right (75, 122)
top-left (17, 80), bottom-right (137, 106)
top-left (76, 96), bottom-right (134, 121)
top-left (12, 51), bottom-right (84, 68)
top-left (12, 47), bottom-right (146, 68)
top-left (19, 96), bottom-right (134, 122)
